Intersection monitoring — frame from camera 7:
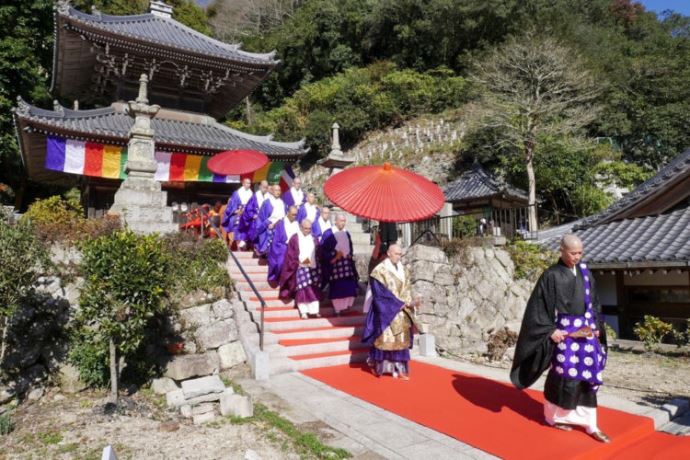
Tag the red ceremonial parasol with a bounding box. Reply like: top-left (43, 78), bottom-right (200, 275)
top-left (323, 162), bottom-right (444, 222)
top-left (207, 149), bottom-right (269, 176)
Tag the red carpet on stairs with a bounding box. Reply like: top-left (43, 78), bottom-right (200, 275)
top-left (302, 361), bottom-right (690, 460)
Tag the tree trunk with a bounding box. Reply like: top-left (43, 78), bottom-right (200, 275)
top-left (109, 338), bottom-right (118, 404)
top-left (526, 151), bottom-right (538, 234)
top-left (0, 316), bottom-right (8, 365)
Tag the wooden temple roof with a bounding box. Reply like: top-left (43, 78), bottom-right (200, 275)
top-left (52, 2), bottom-right (279, 118)
top-left (13, 98), bottom-right (306, 184)
top-left (442, 163), bottom-right (528, 206)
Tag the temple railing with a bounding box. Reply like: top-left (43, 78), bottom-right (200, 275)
top-left (405, 205), bottom-right (539, 247)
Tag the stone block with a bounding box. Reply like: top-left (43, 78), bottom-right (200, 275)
top-left (212, 299), bottom-right (233, 320)
top-left (662, 399), bottom-right (690, 418)
top-left (192, 402), bottom-right (216, 416)
top-left (193, 411), bottom-right (217, 425)
top-left (58, 364), bottom-right (88, 394)
top-left (166, 389), bottom-right (185, 408)
top-left (220, 393), bottom-right (253, 418)
top-left (181, 375), bottom-right (225, 400)
top-left (0, 387), bottom-right (14, 405)
top-left (182, 391), bottom-right (223, 407)
top-left (180, 404), bottom-right (192, 418)
top-left (197, 320), bottom-right (237, 350)
top-left (27, 388), bottom-right (44, 401)
top-left (164, 352), bottom-right (219, 381)
top-left (252, 351), bottom-right (270, 381)
top-left (151, 377), bottom-right (179, 395)
top-left (218, 342), bottom-right (246, 369)
top-left (419, 334), bottom-right (437, 357)
top-left (179, 304), bottom-right (212, 327)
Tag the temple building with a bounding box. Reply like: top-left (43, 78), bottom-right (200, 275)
top-left (543, 148), bottom-right (690, 339)
top-left (442, 162), bottom-right (530, 238)
top-left (13, 0), bottom-right (306, 215)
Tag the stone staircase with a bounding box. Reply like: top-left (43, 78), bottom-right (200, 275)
top-left (230, 251), bottom-right (369, 377)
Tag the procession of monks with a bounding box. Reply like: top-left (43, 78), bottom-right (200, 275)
top-left (221, 177), bottom-right (361, 319)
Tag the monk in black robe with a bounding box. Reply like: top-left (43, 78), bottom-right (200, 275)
top-left (510, 234), bottom-right (610, 443)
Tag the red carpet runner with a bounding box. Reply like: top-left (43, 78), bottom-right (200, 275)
top-left (303, 361), bottom-right (690, 459)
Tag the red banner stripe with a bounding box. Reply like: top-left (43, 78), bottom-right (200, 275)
top-left (169, 153), bottom-right (187, 182)
top-left (83, 142), bottom-right (103, 177)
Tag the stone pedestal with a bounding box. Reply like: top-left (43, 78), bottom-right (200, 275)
top-left (317, 122), bottom-right (356, 176)
top-left (110, 74), bottom-right (177, 234)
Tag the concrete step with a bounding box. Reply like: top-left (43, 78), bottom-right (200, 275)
top-left (267, 325), bottom-right (363, 340)
top-left (264, 313), bottom-right (365, 332)
top-left (235, 281), bottom-right (278, 292)
top-left (289, 348), bottom-right (369, 371)
top-left (229, 267), bottom-right (268, 277)
top-left (277, 336), bottom-right (366, 357)
top-left (243, 297), bottom-right (293, 308)
top-left (253, 306), bottom-right (337, 319)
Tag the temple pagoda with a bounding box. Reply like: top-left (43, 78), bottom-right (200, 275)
top-left (13, 0), bottom-right (306, 215)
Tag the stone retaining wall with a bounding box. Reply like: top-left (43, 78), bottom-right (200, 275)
top-left (405, 244), bottom-right (534, 357)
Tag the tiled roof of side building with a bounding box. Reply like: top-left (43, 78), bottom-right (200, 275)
top-left (14, 98), bottom-right (306, 158)
top-left (575, 148), bottom-right (690, 229)
top-left (544, 206), bottom-right (690, 267)
top-left (443, 163), bottom-right (528, 202)
top-left (59, 4), bottom-right (278, 65)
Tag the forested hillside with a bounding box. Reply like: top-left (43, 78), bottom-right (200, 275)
top-left (2, 0), bottom-right (689, 222)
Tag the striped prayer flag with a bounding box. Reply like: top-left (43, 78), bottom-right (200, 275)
top-left (102, 144), bottom-right (123, 178)
top-left (279, 164), bottom-right (295, 192)
top-left (44, 135), bottom-right (267, 184)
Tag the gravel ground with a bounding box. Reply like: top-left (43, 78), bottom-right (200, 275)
top-left (462, 348), bottom-right (690, 407)
top-left (0, 388), bottom-right (299, 460)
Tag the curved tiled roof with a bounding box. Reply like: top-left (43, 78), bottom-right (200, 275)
top-left (60, 4), bottom-right (277, 65)
top-left (575, 149), bottom-right (690, 229)
top-left (443, 163), bottom-right (528, 203)
top-left (14, 98), bottom-right (306, 158)
top-left (544, 207), bottom-right (690, 267)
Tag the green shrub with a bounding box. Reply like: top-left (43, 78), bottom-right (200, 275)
top-left (507, 241), bottom-right (556, 281)
top-left (0, 412), bottom-right (13, 436)
top-left (21, 194), bottom-right (120, 244)
top-left (231, 62), bottom-right (468, 159)
top-left (604, 323), bottom-right (617, 343)
top-left (0, 219), bottom-right (50, 366)
top-left (161, 232), bottom-right (230, 296)
top-left (452, 215), bottom-right (477, 239)
top-left (633, 315), bottom-right (675, 352)
top-left (69, 230), bottom-right (172, 399)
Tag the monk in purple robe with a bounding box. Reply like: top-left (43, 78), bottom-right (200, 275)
top-left (296, 192), bottom-right (320, 224)
top-left (267, 206), bottom-right (299, 284)
top-left (255, 185), bottom-right (286, 256)
top-left (279, 219), bottom-right (323, 319)
top-left (222, 178), bottom-right (253, 246)
top-left (281, 176), bottom-right (305, 210)
top-left (311, 206), bottom-right (332, 241)
top-left (321, 213), bottom-right (359, 316)
top-left (238, 180), bottom-right (269, 249)
top-left (363, 244), bottom-right (421, 380)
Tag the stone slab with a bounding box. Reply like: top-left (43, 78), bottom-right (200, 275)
top-left (193, 411), bottom-right (217, 425)
top-left (164, 352), bottom-right (219, 381)
top-left (181, 375), bottom-right (225, 400)
top-left (220, 393), bottom-right (253, 418)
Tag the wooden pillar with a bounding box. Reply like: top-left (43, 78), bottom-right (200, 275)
top-left (616, 271), bottom-right (629, 339)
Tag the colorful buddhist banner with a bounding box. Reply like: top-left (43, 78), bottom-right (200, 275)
top-left (45, 136), bottom-right (286, 184)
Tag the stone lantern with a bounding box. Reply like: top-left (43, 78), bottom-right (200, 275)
top-left (317, 123), bottom-right (355, 176)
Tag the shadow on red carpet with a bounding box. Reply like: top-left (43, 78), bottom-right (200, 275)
top-left (302, 361), bottom-right (689, 460)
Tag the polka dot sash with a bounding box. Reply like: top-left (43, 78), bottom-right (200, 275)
top-left (551, 263), bottom-right (607, 390)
